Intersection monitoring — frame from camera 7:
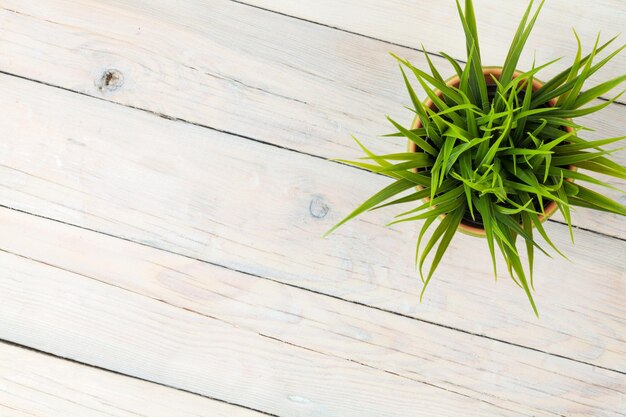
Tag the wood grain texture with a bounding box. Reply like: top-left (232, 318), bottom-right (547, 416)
top-left (0, 242), bottom-right (530, 417)
top-left (0, 0), bottom-right (624, 237)
top-left (0, 207), bottom-right (624, 416)
top-left (0, 74), bottom-right (624, 373)
top-left (238, 0), bottom-right (626, 101)
top-left (0, 343), bottom-right (261, 417)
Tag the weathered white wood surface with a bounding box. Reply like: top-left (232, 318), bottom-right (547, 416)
top-left (1, 74), bottom-right (625, 374)
top-left (238, 0), bottom-right (626, 102)
top-left (0, 343), bottom-right (262, 417)
top-left (0, 207), bottom-right (624, 416)
top-left (0, 239), bottom-right (525, 417)
top-left (0, 0), bottom-right (623, 237)
top-left (0, 0), bottom-right (625, 415)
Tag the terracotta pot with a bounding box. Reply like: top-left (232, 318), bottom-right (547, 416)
top-left (408, 66), bottom-right (574, 237)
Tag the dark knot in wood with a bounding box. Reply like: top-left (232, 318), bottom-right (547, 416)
top-left (98, 69), bottom-right (124, 91)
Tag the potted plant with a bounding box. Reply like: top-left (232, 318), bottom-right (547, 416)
top-left (325, 0), bottom-right (626, 315)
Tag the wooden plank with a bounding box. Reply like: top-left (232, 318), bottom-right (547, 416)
top-left (0, 1), bottom-right (624, 238)
top-left (0, 0), bottom-right (623, 238)
top-left (0, 343), bottom-right (262, 417)
top-left (0, 242), bottom-right (531, 417)
top-left (238, 0), bottom-right (626, 100)
top-left (0, 208), bottom-right (624, 416)
top-left (0, 75), bottom-right (624, 372)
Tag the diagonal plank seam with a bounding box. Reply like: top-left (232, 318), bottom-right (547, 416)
top-left (2, 1), bottom-right (624, 109)
top-left (1, 203), bottom-right (624, 378)
top-left (6, 378), bottom-right (145, 417)
top-left (2, 7), bottom-right (61, 28)
top-left (256, 333), bottom-right (525, 415)
top-left (0, 241), bottom-right (562, 415)
top-left (0, 69), bottom-right (322, 162)
top-left (0, 244), bottom-right (526, 414)
top-left (0, 339), bottom-right (280, 417)
top-left (550, 218), bottom-right (626, 242)
top-left (227, 0), bottom-right (626, 108)
top-left (0, 68), bottom-right (622, 244)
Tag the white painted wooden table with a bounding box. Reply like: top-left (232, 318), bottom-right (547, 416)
top-left (0, 1), bottom-right (624, 416)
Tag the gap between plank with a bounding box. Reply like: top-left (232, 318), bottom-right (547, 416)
top-left (0, 68), bottom-right (623, 245)
top-left (0, 339), bottom-right (280, 417)
top-left (0, 68), bottom-right (624, 374)
top-left (0, 249), bottom-right (528, 417)
top-left (227, 0), bottom-right (626, 108)
top-left (1, 203), bottom-right (624, 378)
top-left (0, 4), bottom-right (623, 410)
top-left (0, 218), bottom-right (612, 415)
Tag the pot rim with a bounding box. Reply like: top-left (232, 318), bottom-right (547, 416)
top-left (408, 66), bottom-right (575, 237)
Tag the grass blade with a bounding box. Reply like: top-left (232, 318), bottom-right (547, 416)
top-left (387, 117), bottom-right (438, 156)
top-left (420, 206), bottom-right (465, 300)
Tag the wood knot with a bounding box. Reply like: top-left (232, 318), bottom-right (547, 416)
top-left (98, 69), bottom-right (124, 91)
top-left (287, 395), bottom-right (310, 405)
top-left (309, 196), bottom-right (329, 219)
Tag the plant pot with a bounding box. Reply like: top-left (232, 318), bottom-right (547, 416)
top-left (408, 66), bottom-right (574, 238)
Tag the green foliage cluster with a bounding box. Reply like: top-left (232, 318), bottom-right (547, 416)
top-left (326, 0), bottom-right (626, 314)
